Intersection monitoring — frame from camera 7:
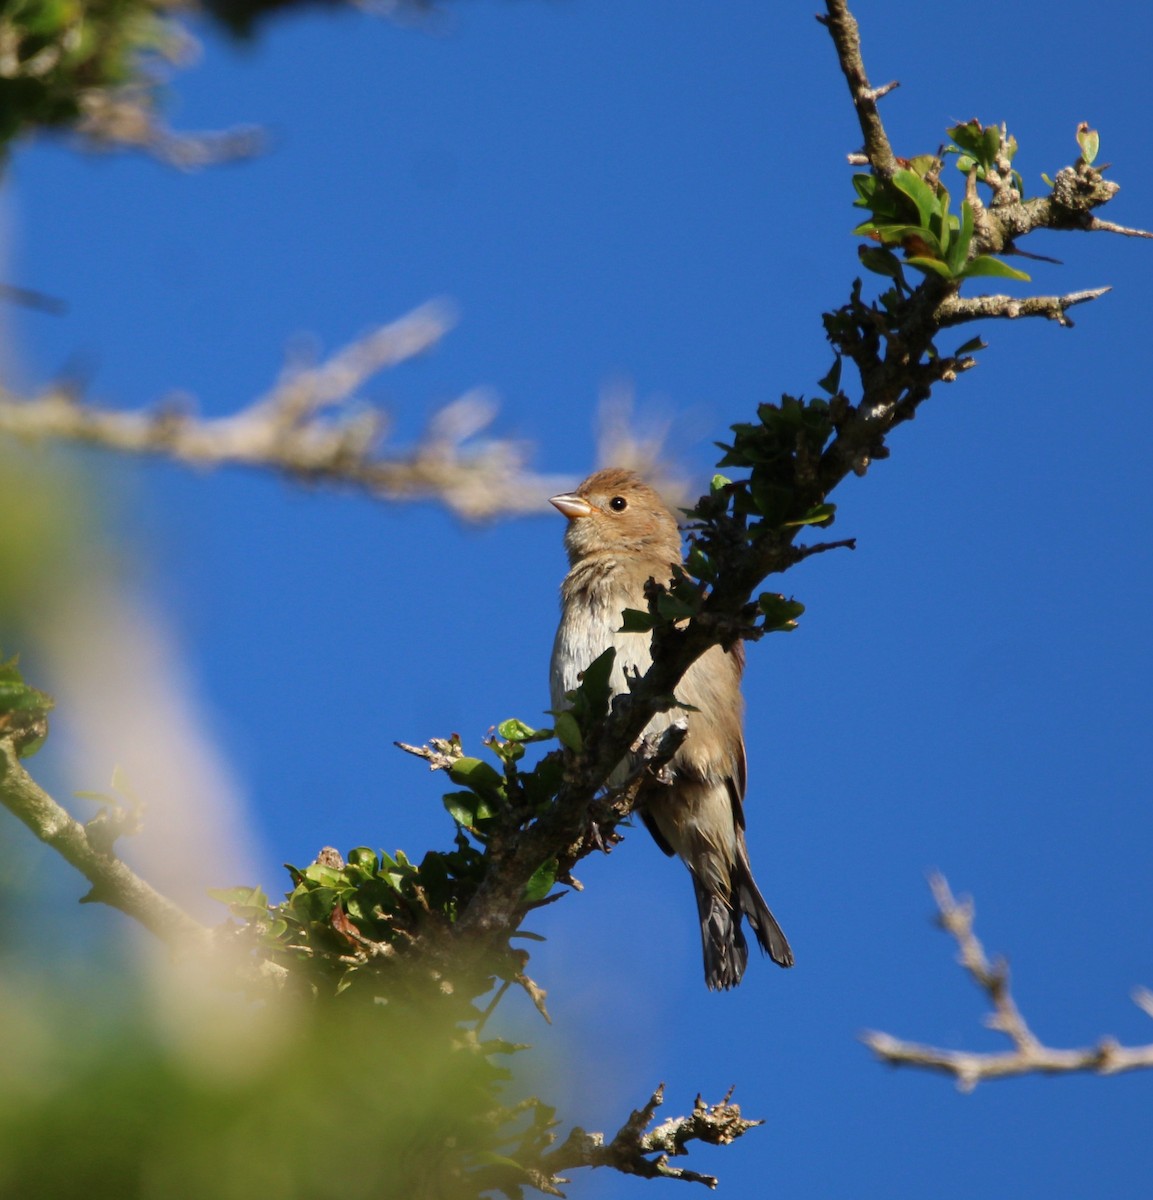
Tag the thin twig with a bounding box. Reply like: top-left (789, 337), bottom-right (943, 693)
top-left (936, 287), bottom-right (1110, 329)
top-left (862, 874), bottom-right (1153, 1090)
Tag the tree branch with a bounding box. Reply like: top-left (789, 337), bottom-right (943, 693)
top-left (936, 287), bottom-right (1110, 328)
top-left (817, 0), bottom-right (899, 177)
top-left (526, 1085), bottom-right (761, 1192)
top-left (0, 736), bottom-right (213, 952)
top-left (862, 874), bottom-right (1153, 1090)
top-left (0, 303), bottom-right (572, 520)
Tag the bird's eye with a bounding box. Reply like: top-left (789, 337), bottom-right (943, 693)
top-left (608, 496), bottom-right (628, 512)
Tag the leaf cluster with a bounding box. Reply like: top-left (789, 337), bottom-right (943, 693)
top-left (854, 165), bottom-right (1028, 286)
top-left (0, 0), bottom-right (175, 150)
top-left (0, 652), bottom-right (53, 757)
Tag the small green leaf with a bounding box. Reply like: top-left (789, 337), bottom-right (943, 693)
top-left (858, 246), bottom-right (903, 280)
top-left (302, 863), bottom-right (348, 887)
top-left (552, 710), bottom-right (583, 753)
top-left (619, 608), bottom-right (658, 633)
top-left (758, 593), bottom-right (805, 633)
top-left (960, 255), bottom-right (1031, 282)
top-left (523, 859), bottom-right (558, 903)
top-left (448, 756), bottom-right (505, 795)
top-left (1041, 172), bottom-right (1054, 188)
top-left (783, 503), bottom-right (836, 528)
top-left (891, 168), bottom-right (936, 229)
top-left (1076, 124), bottom-right (1099, 166)
top-left (946, 199), bottom-right (975, 276)
top-left (906, 256), bottom-right (956, 279)
top-left (577, 648), bottom-right (616, 719)
top-left (817, 356), bottom-right (843, 395)
top-left (981, 124), bottom-right (1002, 167)
top-left (496, 718), bottom-right (551, 744)
top-left (710, 474), bottom-right (731, 493)
top-left (209, 885), bottom-right (270, 914)
top-left (443, 790), bottom-right (497, 827)
top-left (955, 335), bottom-right (986, 355)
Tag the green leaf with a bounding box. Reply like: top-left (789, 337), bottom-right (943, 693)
top-left (817, 356), bottom-right (843, 395)
top-left (946, 199), bottom-right (975, 276)
top-left (208, 885), bottom-right (270, 915)
top-left (710, 474), bottom-right (731, 493)
top-left (960, 255), bottom-right (1031, 282)
top-left (783, 503), bottom-right (836, 528)
top-left (523, 859), bottom-right (557, 903)
top-left (619, 607), bottom-right (658, 633)
top-left (758, 593), bottom-right (805, 633)
top-left (891, 168), bottom-right (936, 229)
top-left (955, 335), bottom-right (986, 355)
top-left (577, 648), bottom-right (616, 719)
top-left (981, 123), bottom-right (1002, 168)
top-left (947, 119), bottom-right (985, 159)
top-left (302, 864), bottom-right (347, 888)
top-left (656, 592), bottom-right (698, 620)
top-left (496, 718), bottom-right (551, 744)
top-left (443, 790), bottom-right (497, 828)
top-left (448, 756), bottom-right (505, 795)
top-left (905, 256), bottom-right (956, 279)
top-left (1076, 124), bottom-right (1099, 166)
top-left (858, 246), bottom-right (903, 280)
top-left (552, 710), bottom-right (582, 753)
top-left (346, 847), bottom-right (378, 871)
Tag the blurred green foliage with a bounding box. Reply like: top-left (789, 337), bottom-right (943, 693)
top-left (0, 0), bottom-right (175, 149)
top-left (0, 970), bottom-right (559, 1199)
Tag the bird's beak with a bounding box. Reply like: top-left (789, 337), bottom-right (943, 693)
top-left (549, 492), bottom-right (592, 520)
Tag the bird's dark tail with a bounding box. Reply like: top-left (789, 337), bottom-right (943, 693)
top-left (694, 851), bottom-right (793, 990)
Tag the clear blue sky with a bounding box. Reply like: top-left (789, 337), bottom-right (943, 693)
top-left (6, 1), bottom-right (1153, 1196)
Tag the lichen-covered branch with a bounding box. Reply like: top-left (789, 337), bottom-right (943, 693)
top-left (936, 287), bottom-right (1110, 328)
top-left (862, 875), bottom-right (1153, 1091)
top-left (521, 1085), bottom-right (761, 1193)
top-left (0, 303), bottom-right (571, 520)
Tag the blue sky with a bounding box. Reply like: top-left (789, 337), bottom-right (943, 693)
top-left (5, 1), bottom-right (1153, 1196)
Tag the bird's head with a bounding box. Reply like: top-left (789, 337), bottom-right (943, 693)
top-left (550, 467), bottom-right (681, 565)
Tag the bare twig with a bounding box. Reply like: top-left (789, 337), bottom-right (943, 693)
top-left (936, 287), bottom-right (1110, 329)
top-left (862, 874), bottom-right (1153, 1090)
top-left (1086, 217), bottom-right (1153, 239)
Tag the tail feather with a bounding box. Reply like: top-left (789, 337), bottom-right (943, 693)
top-left (693, 853), bottom-right (794, 990)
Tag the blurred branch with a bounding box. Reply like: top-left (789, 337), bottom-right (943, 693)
top-left (0, 735), bottom-right (213, 952)
top-left (0, 303), bottom-right (571, 520)
top-left (863, 875), bottom-right (1153, 1090)
top-left (75, 88), bottom-right (265, 169)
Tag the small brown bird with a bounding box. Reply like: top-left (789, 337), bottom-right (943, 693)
top-left (549, 467), bottom-right (793, 989)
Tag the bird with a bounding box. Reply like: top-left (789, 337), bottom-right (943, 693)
top-left (549, 466), bottom-right (793, 989)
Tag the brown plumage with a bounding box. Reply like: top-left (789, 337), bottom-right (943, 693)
top-left (549, 467), bottom-right (793, 989)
